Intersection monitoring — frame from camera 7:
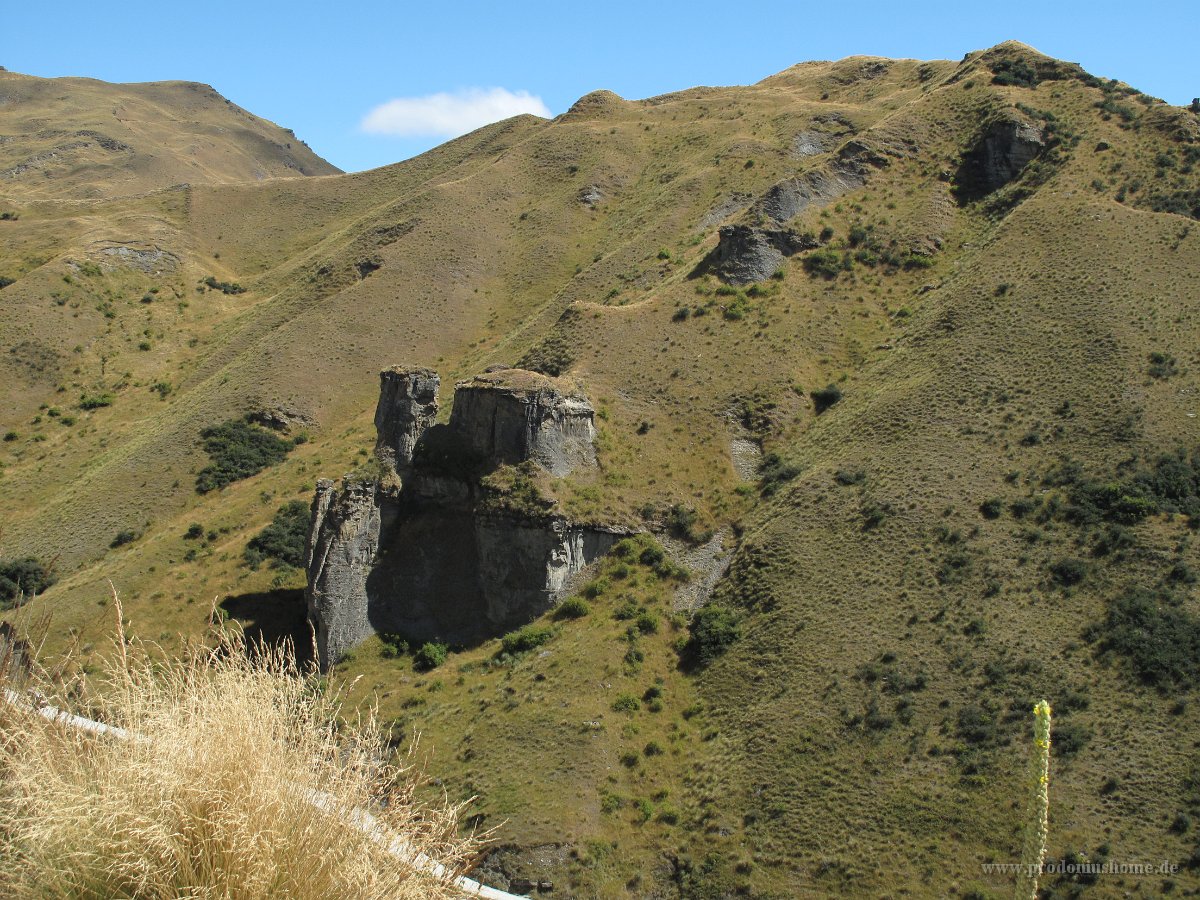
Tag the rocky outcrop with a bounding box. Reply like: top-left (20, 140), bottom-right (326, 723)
top-left (374, 366), bottom-right (440, 475)
top-left (305, 367), bottom-right (620, 669)
top-left (715, 225), bottom-right (818, 284)
top-left (305, 479), bottom-right (387, 665)
top-left (955, 116), bottom-right (1045, 201)
top-left (449, 370), bottom-right (597, 477)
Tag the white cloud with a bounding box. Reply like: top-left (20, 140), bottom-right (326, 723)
top-left (361, 87), bottom-right (551, 138)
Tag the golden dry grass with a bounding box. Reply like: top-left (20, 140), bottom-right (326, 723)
top-left (0, 594), bottom-right (479, 899)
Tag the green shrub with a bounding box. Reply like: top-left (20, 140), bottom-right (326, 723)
top-left (667, 504), bottom-right (711, 543)
top-left (635, 612), bottom-right (659, 634)
top-left (78, 393), bottom-right (114, 410)
top-left (110, 530), bottom-right (139, 548)
top-left (685, 604), bottom-right (740, 665)
top-left (979, 497), bottom-right (1004, 519)
top-left (202, 275), bottom-right (246, 295)
top-left (581, 578), bottom-right (609, 599)
top-left (195, 419), bottom-right (294, 493)
top-left (184, 523), bottom-right (204, 540)
top-left (555, 596), bottom-right (590, 619)
top-left (760, 452), bottom-right (802, 496)
top-left (1050, 557), bottom-right (1088, 586)
top-left (810, 384), bottom-right (843, 415)
top-left (611, 694), bottom-right (641, 713)
top-left (500, 625), bottom-right (554, 656)
top-left (991, 59), bottom-right (1039, 87)
top-left (802, 248), bottom-right (845, 279)
top-left (3, 431), bottom-right (18, 442)
top-left (1051, 723), bottom-right (1090, 757)
top-left (1094, 589), bottom-right (1200, 687)
top-left (413, 642), bottom-right (448, 671)
top-left (1149, 351), bottom-right (1179, 379)
top-left (599, 791), bottom-right (624, 813)
top-left (0, 558), bottom-right (56, 608)
top-left (861, 500), bottom-right (891, 530)
top-left (244, 500), bottom-right (311, 569)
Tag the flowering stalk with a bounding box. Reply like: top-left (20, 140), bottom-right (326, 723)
top-left (1015, 699), bottom-right (1052, 900)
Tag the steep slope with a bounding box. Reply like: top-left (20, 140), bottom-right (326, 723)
top-left (3, 42), bottom-right (1200, 897)
top-left (0, 68), bottom-right (339, 200)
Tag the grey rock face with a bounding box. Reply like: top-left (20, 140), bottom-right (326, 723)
top-left (755, 164), bottom-right (866, 224)
top-left (305, 479), bottom-right (386, 665)
top-left (956, 117), bottom-right (1045, 200)
top-left (449, 371), bottom-right (597, 477)
top-left (304, 367), bottom-right (616, 670)
top-left (715, 225), bottom-right (818, 284)
top-left (373, 367), bottom-right (440, 474)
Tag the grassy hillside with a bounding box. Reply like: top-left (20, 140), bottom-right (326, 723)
top-left (4, 41), bottom-right (1200, 896)
top-left (0, 68), bottom-right (339, 199)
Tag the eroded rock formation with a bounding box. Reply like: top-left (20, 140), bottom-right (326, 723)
top-left (715, 225), bottom-right (819, 285)
top-left (374, 366), bottom-right (439, 475)
top-left (449, 370), bottom-right (597, 477)
top-left (955, 116), bottom-right (1045, 201)
top-left (305, 367), bottom-right (621, 669)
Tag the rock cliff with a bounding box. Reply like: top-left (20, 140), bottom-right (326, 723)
top-left (955, 115), bottom-right (1045, 201)
top-left (448, 370), bottom-right (597, 477)
top-left (373, 366), bottom-right (440, 475)
top-left (305, 367), bottom-right (621, 669)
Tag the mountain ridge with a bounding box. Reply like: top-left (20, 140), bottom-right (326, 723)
top-left (2, 42), bottom-right (1200, 896)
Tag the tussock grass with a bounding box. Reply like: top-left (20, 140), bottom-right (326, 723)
top-left (0, 597), bottom-right (478, 899)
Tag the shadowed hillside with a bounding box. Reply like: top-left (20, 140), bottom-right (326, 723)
top-left (3, 42), bottom-right (1200, 896)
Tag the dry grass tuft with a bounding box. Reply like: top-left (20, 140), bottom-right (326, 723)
top-left (0, 593), bottom-right (479, 899)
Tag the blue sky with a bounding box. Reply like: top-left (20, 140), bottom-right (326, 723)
top-left (4, 1), bottom-right (1197, 172)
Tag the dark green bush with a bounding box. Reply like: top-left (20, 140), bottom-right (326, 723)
top-left (1051, 723), bottom-right (1090, 757)
top-left (378, 633), bottom-right (409, 659)
top-left (611, 694), bottom-right (641, 713)
top-left (760, 452), bottom-right (802, 496)
top-left (1050, 557), bottom-right (1088, 586)
top-left (0, 558), bottom-right (56, 608)
top-left (244, 500), bottom-right (311, 569)
top-left (79, 393), bottom-right (114, 410)
top-left (802, 248), bottom-right (845, 279)
top-left (413, 641), bottom-right (448, 671)
top-left (956, 703), bottom-right (999, 747)
top-left (1149, 351), bottom-right (1179, 379)
top-left (195, 419), bottom-right (294, 493)
top-left (554, 596), bottom-right (590, 619)
top-left (991, 59), bottom-right (1039, 87)
top-left (810, 384), bottom-right (842, 414)
top-left (667, 504), bottom-right (711, 543)
top-left (184, 523), bottom-right (204, 540)
top-left (979, 497), bottom-right (1004, 519)
top-left (685, 604), bottom-right (740, 666)
top-left (1095, 589), bottom-right (1200, 687)
top-left (110, 530), bottom-right (139, 548)
top-left (500, 625), bottom-right (554, 656)
top-left (203, 275), bottom-right (246, 294)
